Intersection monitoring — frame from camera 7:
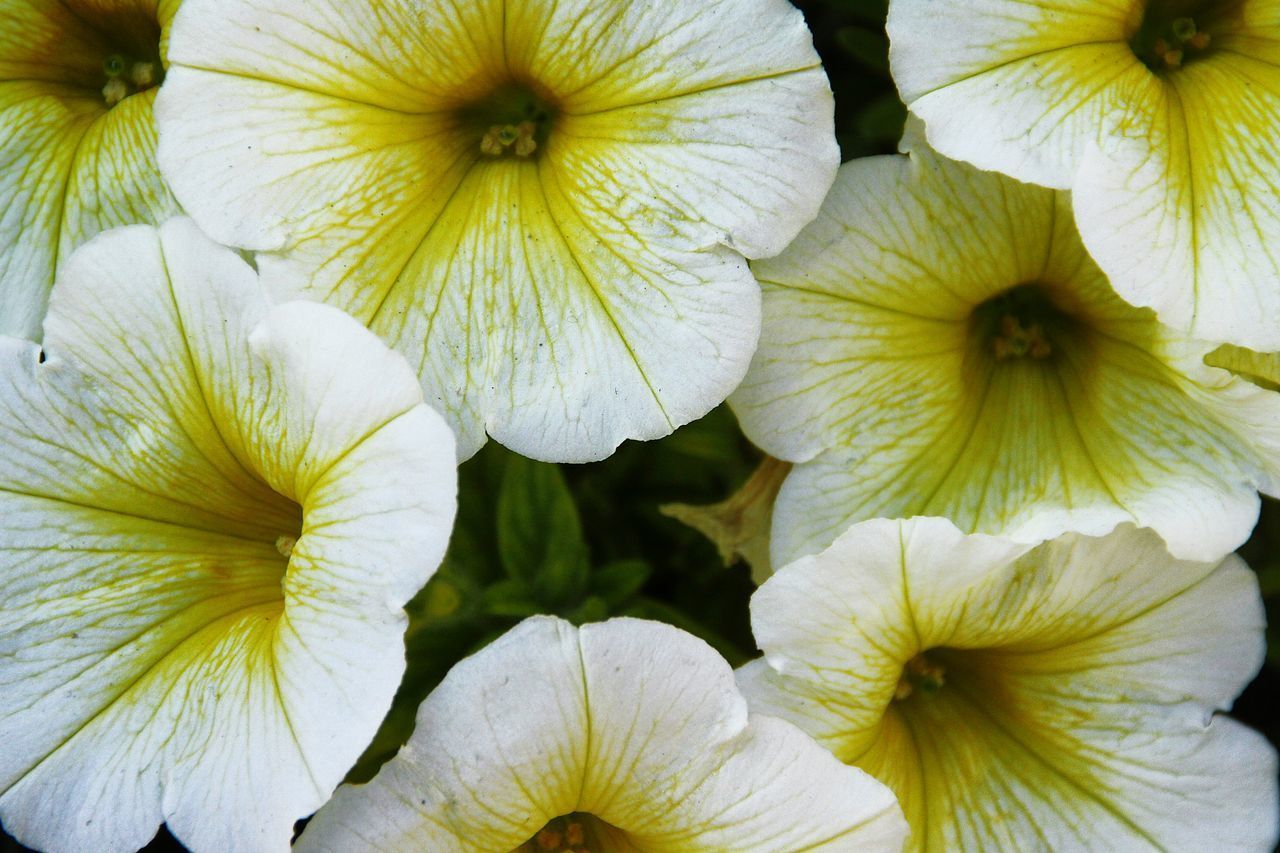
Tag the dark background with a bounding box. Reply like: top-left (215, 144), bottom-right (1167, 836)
top-left (4, 0), bottom-right (1274, 849)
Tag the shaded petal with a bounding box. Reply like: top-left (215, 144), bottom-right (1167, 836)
top-left (0, 83), bottom-right (96, 339)
top-left (58, 88), bottom-right (180, 266)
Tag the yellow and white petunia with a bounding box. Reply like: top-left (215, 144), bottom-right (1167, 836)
top-left (0, 219), bottom-right (458, 852)
top-left (888, 0), bottom-right (1280, 350)
top-left (739, 517), bottom-right (1279, 852)
top-left (154, 0), bottom-right (839, 463)
top-left (296, 616), bottom-right (908, 853)
top-left (731, 146), bottom-right (1280, 567)
top-left (0, 0), bottom-right (183, 339)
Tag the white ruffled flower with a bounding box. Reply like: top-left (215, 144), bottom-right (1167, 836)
top-left (155, 0), bottom-right (839, 463)
top-left (297, 616), bottom-right (908, 852)
top-left (732, 146), bottom-right (1280, 566)
top-left (0, 219), bottom-right (457, 852)
top-left (740, 517), bottom-right (1278, 851)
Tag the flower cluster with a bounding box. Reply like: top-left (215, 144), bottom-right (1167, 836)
top-left (0, 0), bottom-right (1276, 851)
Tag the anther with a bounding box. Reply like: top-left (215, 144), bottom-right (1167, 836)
top-left (130, 62), bottom-right (158, 88)
top-left (102, 78), bottom-right (129, 106)
top-left (275, 535), bottom-right (297, 559)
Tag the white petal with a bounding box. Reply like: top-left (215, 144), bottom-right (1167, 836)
top-left (299, 616), bottom-right (907, 852)
top-left (733, 151), bottom-right (1280, 564)
top-left (157, 0), bottom-right (835, 461)
top-left (0, 220), bottom-right (457, 853)
top-left (743, 519), bottom-right (1278, 851)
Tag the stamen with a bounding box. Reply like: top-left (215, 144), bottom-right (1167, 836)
top-left (993, 315), bottom-right (1052, 361)
top-left (102, 78), bottom-right (129, 106)
top-left (536, 828), bottom-right (563, 850)
top-left (480, 121), bottom-right (540, 158)
top-left (275, 535), bottom-right (297, 559)
top-left (130, 62), bottom-right (158, 88)
top-left (895, 654), bottom-right (946, 700)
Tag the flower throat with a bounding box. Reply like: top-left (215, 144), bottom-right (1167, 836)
top-left (1130, 0), bottom-right (1243, 71)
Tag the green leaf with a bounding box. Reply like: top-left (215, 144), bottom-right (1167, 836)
top-left (590, 559), bottom-right (652, 607)
top-left (480, 578), bottom-right (544, 618)
top-left (496, 456), bottom-right (590, 605)
top-left (569, 595), bottom-right (610, 625)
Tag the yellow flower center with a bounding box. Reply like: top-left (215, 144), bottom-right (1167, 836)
top-left (970, 283), bottom-right (1074, 364)
top-left (1130, 0), bottom-right (1243, 72)
top-left (518, 813), bottom-right (613, 852)
top-left (458, 80), bottom-right (558, 160)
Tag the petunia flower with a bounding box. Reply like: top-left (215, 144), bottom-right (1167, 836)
top-left (295, 616), bottom-right (908, 853)
top-left (739, 516), bottom-right (1279, 852)
top-left (154, 0), bottom-right (839, 463)
top-left (730, 146), bottom-right (1280, 567)
top-left (0, 219), bottom-right (458, 853)
top-left (888, 0), bottom-right (1280, 350)
top-left (0, 0), bottom-right (183, 339)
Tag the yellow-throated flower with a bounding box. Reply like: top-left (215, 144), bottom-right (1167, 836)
top-left (154, 0), bottom-right (838, 463)
top-left (296, 616), bottom-right (908, 853)
top-left (731, 145), bottom-right (1280, 566)
top-left (739, 517), bottom-right (1278, 851)
top-left (888, 0), bottom-right (1280, 350)
top-left (0, 220), bottom-right (457, 852)
top-left (0, 0), bottom-right (182, 339)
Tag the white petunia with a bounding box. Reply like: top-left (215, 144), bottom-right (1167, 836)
top-left (889, 0), bottom-right (1280, 350)
top-left (740, 517), bottom-right (1279, 851)
top-left (297, 616), bottom-right (908, 852)
top-left (731, 147), bottom-right (1280, 567)
top-left (155, 0), bottom-right (838, 463)
top-left (0, 219), bottom-right (458, 853)
top-left (0, 0), bottom-right (183, 339)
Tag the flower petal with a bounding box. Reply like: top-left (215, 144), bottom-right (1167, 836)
top-left (0, 219), bottom-right (457, 853)
top-left (1075, 51), bottom-right (1280, 348)
top-left (733, 151), bottom-right (1280, 565)
top-left (887, 0), bottom-right (1140, 189)
top-left (298, 616), bottom-right (907, 852)
top-left (743, 518), bottom-right (1278, 851)
top-left (157, 0), bottom-right (835, 461)
top-left (0, 83), bottom-right (96, 338)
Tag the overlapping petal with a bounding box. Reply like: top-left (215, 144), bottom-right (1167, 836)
top-left (889, 0), bottom-right (1280, 349)
top-left (0, 0), bottom-right (181, 340)
top-left (0, 219), bottom-right (457, 852)
top-left (731, 148), bottom-right (1280, 566)
top-left (740, 517), bottom-right (1278, 851)
top-left (156, 0), bottom-right (838, 462)
top-left (297, 616), bottom-right (907, 852)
